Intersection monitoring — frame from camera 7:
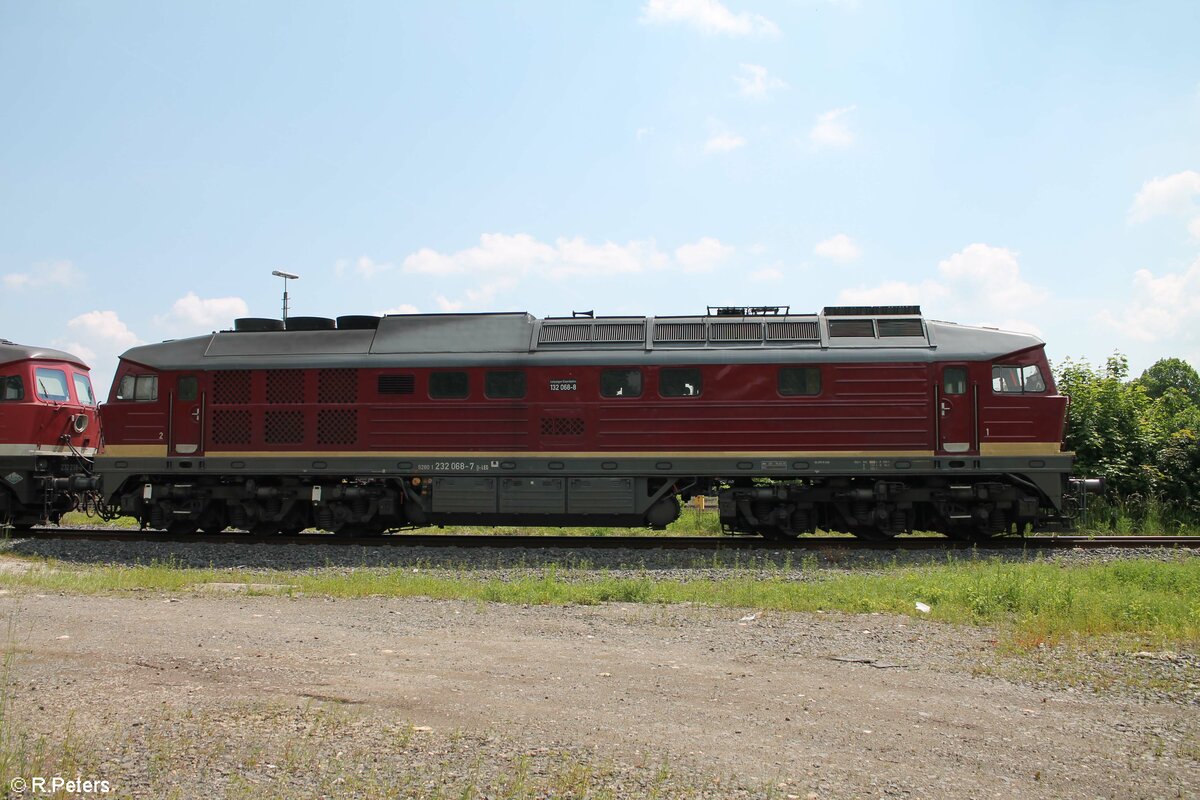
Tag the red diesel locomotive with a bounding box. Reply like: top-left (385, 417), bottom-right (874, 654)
top-left (95, 306), bottom-right (1077, 539)
top-left (0, 340), bottom-right (101, 529)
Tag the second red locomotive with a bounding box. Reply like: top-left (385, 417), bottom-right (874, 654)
top-left (95, 305), bottom-right (1077, 539)
top-left (0, 340), bottom-right (100, 529)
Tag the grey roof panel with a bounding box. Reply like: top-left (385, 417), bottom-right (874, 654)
top-left (371, 313), bottom-right (535, 354)
top-left (111, 312), bottom-right (1048, 371)
top-left (0, 340), bottom-right (89, 369)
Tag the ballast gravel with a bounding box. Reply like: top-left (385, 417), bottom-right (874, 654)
top-left (0, 536), bottom-right (1197, 799)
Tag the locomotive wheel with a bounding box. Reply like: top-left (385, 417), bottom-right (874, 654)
top-left (197, 504), bottom-right (227, 534)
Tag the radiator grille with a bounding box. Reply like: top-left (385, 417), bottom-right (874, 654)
top-left (378, 375), bottom-right (415, 395)
top-left (653, 322), bottom-right (705, 342)
top-left (264, 410), bottom-right (304, 444)
top-left (593, 322), bottom-right (645, 342)
top-left (211, 409), bottom-right (251, 445)
top-left (766, 321), bottom-right (820, 341)
top-left (318, 369), bottom-right (357, 403)
top-left (266, 370), bottom-right (305, 404)
top-left (317, 409), bottom-right (357, 445)
top-left (828, 319), bottom-right (876, 338)
top-left (540, 417), bottom-right (585, 437)
top-left (213, 371), bottom-right (251, 405)
top-left (709, 322), bottom-right (762, 342)
top-left (876, 318), bottom-right (925, 337)
top-left (539, 324), bottom-right (592, 343)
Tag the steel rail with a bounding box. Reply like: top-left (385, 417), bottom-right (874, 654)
top-left (4, 528), bottom-right (1199, 550)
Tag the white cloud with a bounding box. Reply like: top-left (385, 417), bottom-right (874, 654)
top-left (675, 237), bottom-right (735, 272)
top-left (55, 311), bottom-right (143, 399)
top-left (397, 233), bottom-right (734, 312)
top-left (3, 260), bottom-right (84, 291)
top-left (837, 244), bottom-right (1048, 330)
top-left (154, 291), bottom-right (249, 333)
top-left (809, 105), bottom-right (856, 148)
top-left (839, 279), bottom-right (943, 308)
top-left (336, 256), bottom-right (394, 280)
top-left (1190, 216), bottom-right (1200, 242)
top-left (639, 0), bottom-right (779, 36)
top-left (378, 304), bottom-right (420, 315)
top-left (636, 127), bottom-right (655, 140)
top-left (400, 233), bottom-right (724, 279)
top-left (705, 132), bottom-right (746, 153)
top-left (937, 243), bottom-right (1046, 308)
top-left (1098, 257), bottom-right (1200, 343)
top-left (735, 63), bottom-right (786, 99)
top-left (813, 234), bottom-right (861, 262)
top-left (1129, 170), bottom-right (1200, 223)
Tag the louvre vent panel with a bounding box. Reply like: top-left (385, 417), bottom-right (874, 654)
top-left (378, 375), bottom-right (416, 395)
top-left (318, 369), bottom-right (357, 403)
top-left (317, 409), bottom-right (357, 445)
top-left (654, 322), bottom-right (705, 342)
top-left (876, 318), bottom-right (925, 337)
top-left (539, 324), bottom-right (592, 343)
top-left (828, 319), bottom-right (877, 338)
top-left (264, 410), bottom-right (305, 444)
top-left (593, 323), bottom-right (645, 342)
top-left (213, 371), bottom-right (252, 405)
top-left (211, 410), bottom-right (251, 444)
top-left (266, 369), bottom-right (305, 404)
top-left (766, 321), bottom-right (820, 340)
top-left (540, 417), bottom-right (585, 437)
top-left (709, 322), bottom-right (762, 342)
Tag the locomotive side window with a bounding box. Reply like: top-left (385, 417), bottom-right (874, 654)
top-left (34, 368), bottom-right (70, 402)
top-left (116, 375), bottom-right (159, 401)
top-left (778, 367), bottom-right (821, 396)
top-left (943, 367), bottom-right (967, 395)
top-left (0, 375), bottom-right (23, 401)
top-left (485, 371), bottom-right (526, 399)
top-left (177, 376), bottom-right (198, 402)
top-left (601, 368), bottom-right (642, 398)
top-left (73, 374), bottom-right (97, 406)
top-left (992, 365), bottom-right (1046, 393)
top-left (429, 371), bottom-right (469, 399)
top-left (660, 368), bottom-right (702, 397)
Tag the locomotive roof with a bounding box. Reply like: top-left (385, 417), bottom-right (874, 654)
top-left (0, 339), bottom-right (89, 369)
top-left (115, 310), bottom-right (1047, 371)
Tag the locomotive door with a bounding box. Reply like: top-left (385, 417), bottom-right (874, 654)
top-left (935, 365), bottom-right (977, 455)
top-left (170, 375), bottom-right (204, 455)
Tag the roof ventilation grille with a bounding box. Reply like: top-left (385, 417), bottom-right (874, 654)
top-left (766, 321), bottom-right (820, 341)
top-left (539, 323), bottom-right (593, 343)
top-left (654, 322), bottom-right (706, 342)
top-left (877, 318), bottom-right (925, 337)
top-left (709, 322), bottom-right (762, 342)
top-left (594, 322), bottom-right (645, 342)
top-left (828, 319), bottom-right (877, 338)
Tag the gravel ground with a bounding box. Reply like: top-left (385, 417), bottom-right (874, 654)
top-left (1, 538), bottom-right (1198, 799)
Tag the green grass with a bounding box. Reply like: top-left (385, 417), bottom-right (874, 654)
top-left (2, 554), bottom-right (1198, 646)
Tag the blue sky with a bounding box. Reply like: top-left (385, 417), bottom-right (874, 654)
top-left (2, 0), bottom-right (1199, 395)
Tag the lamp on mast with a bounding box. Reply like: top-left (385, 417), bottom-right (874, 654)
top-left (271, 270), bottom-right (299, 321)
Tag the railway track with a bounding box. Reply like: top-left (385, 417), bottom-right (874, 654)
top-left (5, 527), bottom-right (1199, 550)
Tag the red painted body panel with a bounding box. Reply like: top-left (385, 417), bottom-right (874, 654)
top-left (101, 350), bottom-right (1066, 455)
top-left (0, 358), bottom-right (99, 451)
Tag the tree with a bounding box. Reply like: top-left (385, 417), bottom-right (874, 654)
top-left (1138, 357), bottom-right (1200, 404)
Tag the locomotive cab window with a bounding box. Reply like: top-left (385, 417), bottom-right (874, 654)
top-left (943, 367), bottom-right (968, 395)
top-left (778, 367), bottom-right (821, 396)
top-left (34, 368), bottom-right (70, 402)
top-left (429, 371), bottom-right (469, 399)
top-left (992, 364), bottom-right (1046, 394)
top-left (660, 368), bottom-right (702, 397)
top-left (73, 373), bottom-right (97, 406)
top-left (1, 375), bottom-right (23, 401)
top-left (116, 374), bottom-right (159, 402)
top-left (601, 368), bottom-right (642, 398)
top-left (485, 370), bottom-right (526, 399)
